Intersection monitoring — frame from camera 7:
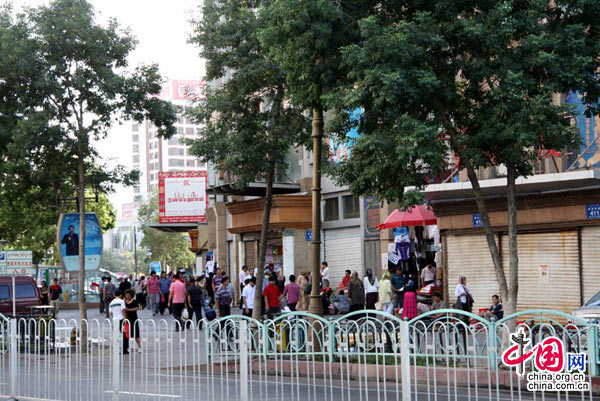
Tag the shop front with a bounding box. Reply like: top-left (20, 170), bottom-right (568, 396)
top-left (427, 170), bottom-right (600, 314)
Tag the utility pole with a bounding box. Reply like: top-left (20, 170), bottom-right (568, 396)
top-left (309, 109), bottom-right (324, 316)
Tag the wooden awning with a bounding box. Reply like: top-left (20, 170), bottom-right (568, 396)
top-left (225, 194), bottom-right (312, 234)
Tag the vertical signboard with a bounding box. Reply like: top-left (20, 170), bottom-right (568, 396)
top-left (57, 213), bottom-right (103, 272)
top-left (363, 196), bottom-right (381, 239)
top-left (158, 171), bottom-right (208, 223)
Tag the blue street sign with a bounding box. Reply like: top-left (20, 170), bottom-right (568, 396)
top-left (305, 230), bottom-right (313, 242)
top-left (586, 204), bottom-right (600, 219)
top-left (473, 214), bottom-right (483, 228)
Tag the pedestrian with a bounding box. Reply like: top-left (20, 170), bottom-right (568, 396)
top-left (282, 275), bottom-right (301, 311)
top-left (378, 272), bottom-right (394, 315)
top-left (109, 290), bottom-right (128, 355)
top-left (363, 268), bottom-right (380, 310)
top-left (480, 295), bottom-right (502, 321)
top-left (337, 270), bottom-right (352, 292)
top-left (49, 279), bottom-right (62, 315)
top-left (242, 277), bottom-right (256, 317)
top-left (98, 277), bottom-right (106, 314)
top-left (333, 290), bottom-right (350, 314)
top-left (420, 262), bottom-right (436, 288)
top-left (276, 270), bottom-right (285, 292)
top-left (211, 268), bottom-right (223, 306)
top-left (263, 275), bottom-right (281, 318)
top-left (390, 268), bottom-right (406, 309)
top-left (118, 277), bottom-right (131, 294)
top-left (158, 272), bottom-right (171, 315)
top-left (347, 272), bottom-right (364, 315)
top-left (135, 276), bottom-right (146, 309)
top-left (123, 289), bottom-right (141, 351)
top-left (168, 274), bottom-right (187, 331)
top-left (103, 277), bottom-right (116, 319)
top-left (40, 281), bottom-right (49, 306)
top-left (455, 275), bottom-right (474, 315)
top-left (146, 271), bottom-right (160, 316)
top-left (320, 261), bottom-right (330, 282)
top-left (129, 274), bottom-right (137, 289)
top-left (224, 276), bottom-right (235, 302)
top-left (238, 265), bottom-right (249, 308)
top-left (186, 277), bottom-right (205, 329)
top-left (215, 276), bottom-right (233, 318)
top-left (402, 274), bottom-right (418, 320)
top-left (296, 271), bottom-right (310, 311)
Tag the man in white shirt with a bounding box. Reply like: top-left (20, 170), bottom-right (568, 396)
top-left (109, 290), bottom-right (129, 355)
top-left (320, 261), bottom-right (330, 282)
top-left (242, 277), bottom-right (256, 317)
top-left (238, 265), bottom-right (249, 308)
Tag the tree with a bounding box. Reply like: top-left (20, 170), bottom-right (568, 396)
top-left (0, 0), bottom-right (177, 339)
top-left (259, 0), bottom-right (369, 314)
top-left (328, 0), bottom-right (600, 316)
top-left (188, 0), bottom-right (310, 320)
top-left (138, 193), bottom-right (195, 272)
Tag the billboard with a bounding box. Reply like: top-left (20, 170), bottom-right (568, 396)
top-left (117, 226), bottom-right (135, 252)
top-left (0, 250), bottom-right (33, 275)
top-left (566, 91), bottom-right (600, 168)
top-left (158, 80), bottom-right (206, 101)
top-left (57, 213), bottom-right (103, 272)
top-left (158, 171), bottom-right (208, 223)
top-left (121, 202), bottom-right (138, 221)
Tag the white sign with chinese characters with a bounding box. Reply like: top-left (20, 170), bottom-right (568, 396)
top-left (0, 250), bottom-right (34, 275)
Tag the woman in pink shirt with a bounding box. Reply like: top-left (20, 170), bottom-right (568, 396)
top-left (282, 275), bottom-right (301, 311)
top-left (168, 274), bottom-right (187, 331)
top-left (146, 271), bottom-right (161, 316)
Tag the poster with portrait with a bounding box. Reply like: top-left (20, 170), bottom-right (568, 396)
top-left (57, 213), bottom-right (103, 272)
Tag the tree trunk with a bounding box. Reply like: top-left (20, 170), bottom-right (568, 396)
top-left (309, 109), bottom-right (324, 316)
top-left (251, 90), bottom-right (283, 321)
top-left (77, 143), bottom-right (87, 350)
top-left (505, 162), bottom-right (519, 317)
top-left (463, 158), bottom-right (509, 307)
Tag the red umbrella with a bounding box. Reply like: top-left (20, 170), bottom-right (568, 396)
top-left (376, 205), bottom-right (437, 230)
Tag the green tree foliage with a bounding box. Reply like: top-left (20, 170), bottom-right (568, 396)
top-left (188, 0), bottom-right (310, 319)
top-left (327, 0), bottom-right (600, 315)
top-left (138, 193), bottom-right (195, 272)
top-left (0, 0), bottom-right (177, 324)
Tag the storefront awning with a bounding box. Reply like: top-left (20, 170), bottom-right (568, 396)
top-left (207, 182), bottom-right (301, 196)
top-left (225, 194), bottom-right (312, 234)
top-left (423, 169), bottom-right (600, 203)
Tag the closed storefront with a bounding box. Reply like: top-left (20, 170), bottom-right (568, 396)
top-left (364, 240), bottom-right (381, 276)
top-left (447, 230), bottom-right (581, 314)
top-left (582, 226), bottom-right (600, 303)
top-left (244, 240), bottom-right (257, 269)
top-left (324, 227), bottom-right (362, 288)
top-left (446, 234), bottom-right (499, 313)
top-left (500, 230), bottom-right (579, 314)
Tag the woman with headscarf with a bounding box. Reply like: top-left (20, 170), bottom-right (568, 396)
top-left (401, 273), bottom-right (419, 320)
top-left (455, 275), bottom-right (474, 314)
top-left (363, 268), bottom-right (379, 310)
top-left (347, 272), bottom-right (365, 314)
top-left (378, 272), bottom-right (394, 315)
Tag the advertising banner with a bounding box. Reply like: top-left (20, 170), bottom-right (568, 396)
top-left (158, 171), bottom-right (208, 223)
top-left (57, 213), bottom-right (103, 272)
top-left (0, 250), bottom-right (33, 275)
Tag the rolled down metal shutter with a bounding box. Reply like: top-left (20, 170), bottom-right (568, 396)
top-left (244, 241), bottom-right (257, 270)
top-left (446, 234), bottom-right (499, 313)
top-left (324, 227), bottom-right (362, 289)
top-left (582, 226), bottom-right (600, 304)
top-left (501, 230), bottom-right (579, 314)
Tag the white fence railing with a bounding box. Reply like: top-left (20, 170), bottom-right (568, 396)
top-left (0, 310), bottom-right (598, 401)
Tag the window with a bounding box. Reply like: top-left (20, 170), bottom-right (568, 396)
top-left (15, 284), bottom-right (36, 299)
top-left (187, 160), bottom-right (195, 167)
top-left (324, 198), bottom-right (339, 221)
top-left (132, 155), bottom-right (139, 164)
top-left (132, 145), bottom-right (139, 153)
top-left (177, 127), bottom-right (183, 136)
top-left (132, 135), bottom-right (139, 143)
top-left (342, 195), bottom-right (360, 219)
top-left (168, 137), bottom-right (181, 146)
top-left (168, 148), bottom-right (184, 156)
top-left (169, 159), bottom-right (185, 167)
top-left (185, 127), bottom-right (194, 136)
top-left (132, 124), bottom-right (139, 132)
top-left (150, 173), bottom-right (155, 181)
top-left (0, 285), bottom-right (8, 300)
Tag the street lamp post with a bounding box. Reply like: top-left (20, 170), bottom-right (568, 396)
top-left (309, 110), bottom-right (324, 316)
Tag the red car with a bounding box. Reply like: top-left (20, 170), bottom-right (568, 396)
top-left (0, 276), bottom-right (41, 316)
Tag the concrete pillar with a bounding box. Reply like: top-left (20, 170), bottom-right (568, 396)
top-left (213, 202), bottom-right (228, 276)
top-left (282, 229), bottom-right (295, 280)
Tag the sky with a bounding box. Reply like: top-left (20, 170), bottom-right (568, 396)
top-left (13, 0), bottom-right (206, 212)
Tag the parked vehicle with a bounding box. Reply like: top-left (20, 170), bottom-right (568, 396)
top-left (571, 290), bottom-right (600, 323)
top-left (0, 276), bottom-right (41, 316)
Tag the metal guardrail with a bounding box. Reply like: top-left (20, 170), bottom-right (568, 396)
top-left (0, 310), bottom-right (598, 400)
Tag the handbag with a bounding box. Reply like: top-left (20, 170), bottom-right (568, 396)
top-left (123, 321), bottom-right (130, 339)
top-left (160, 293), bottom-right (165, 303)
